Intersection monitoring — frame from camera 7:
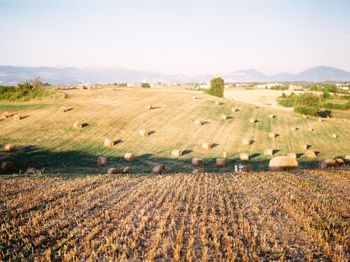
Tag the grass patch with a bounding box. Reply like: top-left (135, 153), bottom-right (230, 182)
top-left (0, 103), bottom-right (49, 112)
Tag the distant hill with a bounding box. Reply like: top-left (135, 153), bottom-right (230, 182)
top-left (1, 65), bottom-right (350, 85)
top-left (294, 66), bottom-right (350, 82)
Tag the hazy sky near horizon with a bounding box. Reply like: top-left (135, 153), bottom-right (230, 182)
top-left (1, 0), bottom-right (350, 75)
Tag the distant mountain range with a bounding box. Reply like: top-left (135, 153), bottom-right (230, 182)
top-left (1, 65), bottom-right (350, 85)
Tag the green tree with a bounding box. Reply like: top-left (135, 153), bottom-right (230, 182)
top-left (205, 77), bottom-right (224, 97)
top-left (294, 93), bottom-right (320, 116)
top-left (141, 82), bottom-right (151, 88)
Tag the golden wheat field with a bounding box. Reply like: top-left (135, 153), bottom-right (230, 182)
top-left (1, 170), bottom-right (349, 260)
top-left (0, 87), bottom-right (350, 174)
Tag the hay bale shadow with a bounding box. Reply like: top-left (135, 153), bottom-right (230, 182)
top-left (211, 143), bottom-right (219, 149)
top-left (20, 115), bottom-right (30, 120)
top-left (148, 130), bottom-right (156, 136)
top-left (113, 139), bottom-right (122, 145)
top-left (182, 150), bottom-right (192, 156)
top-left (250, 153), bottom-right (261, 159)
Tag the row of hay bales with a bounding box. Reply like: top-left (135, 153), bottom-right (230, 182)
top-left (94, 151), bottom-right (350, 176)
top-left (0, 111), bottom-right (25, 121)
top-left (2, 141), bottom-right (350, 175)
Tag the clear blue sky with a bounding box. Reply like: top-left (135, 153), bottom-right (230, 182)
top-left (1, 0), bottom-right (350, 75)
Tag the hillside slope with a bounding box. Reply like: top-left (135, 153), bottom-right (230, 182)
top-left (0, 87), bottom-right (349, 174)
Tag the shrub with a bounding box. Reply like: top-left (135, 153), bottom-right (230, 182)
top-left (293, 93), bottom-right (320, 116)
top-left (270, 85), bottom-right (289, 90)
top-left (277, 93), bottom-right (296, 107)
top-left (0, 81), bottom-right (63, 101)
top-left (204, 77), bottom-right (224, 97)
top-left (294, 105), bottom-right (319, 116)
top-left (141, 83), bottom-right (151, 88)
top-left (322, 101), bottom-right (350, 110)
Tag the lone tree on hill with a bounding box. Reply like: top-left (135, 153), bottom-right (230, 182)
top-left (206, 77), bottom-right (224, 97)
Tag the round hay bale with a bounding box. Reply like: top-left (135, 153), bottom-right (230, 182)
top-left (104, 138), bottom-right (114, 147)
top-left (242, 139), bottom-right (252, 146)
top-left (308, 127), bottom-right (314, 132)
top-left (215, 101), bottom-right (222, 105)
top-left (345, 155), bottom-right (350, 166)
top-left (1, 161), bottom-right (15, 174)
top-left (291, 126), bottom-right (298, 131)
top-left (269, 156), bottom-right (298, 171)
top-left (216, 158), bottom-right (226, 168)
top-left (26, 167), bottom-right (38, 175)
top-left (269, 114), bottom-right (276, 119)
top-left (14, 114), bottom-right (22, 121)
top-left (152, 165), bottom-right (166, 174)
top-left (334, 158), bottom-right (345, 167)
top-left (240, 165), bottom-right (252, 172)
top-left (319, 159), bottom-right (335, 169)
top-left (4, 144), bottom-right (16, 152)
top-left (139, 129), bottom-right (149, 137)
top-left (221, 114), bottom-right (228, 120)
top-left (232, 108), bottom-right (240, 112)
top-left (192, 168), bottom-right (205, 174)
top-left (268, 132), bottom-right (276, 138)
top-left (249, 118), bottom-right (257, 123)
top-left (223, 152), bottom-right (227, 158)
top-left (107, 167), bottom-right (123, 174)
top-left (97, 156), bottom-right (108, 166)
top-left (264, 148), bottom-right (274, 156)
top-left (201, 143), bottom-right (212, 150)
top-left (124, 153), bottom-right (136, 161)
top-left (332, 134), bottom-right (338, 138)
top-left (73, 122), bottom-right (83, 129)
top-left (301, 144), bottom-right (310, 150)
top-left (59, 106), bottom-right (68, 112)
top-left (147, 105), bottom-right (153, 110)
top-left (240, 153), bottom-right (249, 161)
top-left (2, 111), bottom-right (11, 118)
top-left (304, 149), bottom-right (316, 159)
top-left (287, 152), bottom-right (297, 159)
top-left (122, 166), bottom-right (134, 174)
top-left (192, 96), bottom-right (197, 100)
top-left (192, 158), bottom-right (203, 167)
top-left (302, 115), bottom-right (308, 119)
top-left (171, 149), bottom-right (182, 158)
top-left (318, 118), bottom-right (323, 122)
top-left (194, 119), bottom-right (204, 126)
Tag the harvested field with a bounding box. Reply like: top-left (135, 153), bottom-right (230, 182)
top-left (0, 170), bottom-right (349, 260)
top-left (0, 87), bottom-right (349, 173)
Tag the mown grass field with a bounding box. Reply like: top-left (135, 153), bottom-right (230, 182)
top-left (1, 171), bottom-right (349, 260)
top-left (0, 87), bottom-right (350, 174)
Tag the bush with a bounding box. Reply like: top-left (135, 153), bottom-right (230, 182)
top-left (270, 85), bottom-right (289, 90)
top-left (277, 93), bottom-right (296, 107)
top-left (294, 93), bottom-right (320, 108)
top-left (0, 81), bottom-right (63, 102)
top-left (141, 83), bottom-right (151, 88)
top-left (322, 101), bottom-right (350, 110)
top-left (293, 93), bottom-right (320, 116)
top-left (278, 92), bottom-right (321, 116)
top-left (204, 77), bottom-right (224, 97)
top-left (294, 105), bottom-right (319, 116)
